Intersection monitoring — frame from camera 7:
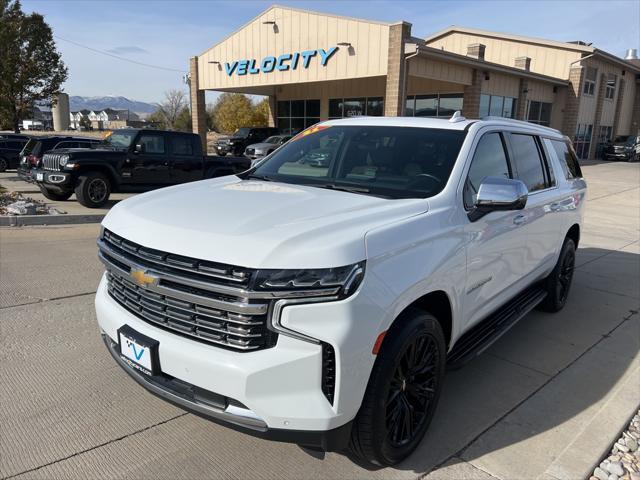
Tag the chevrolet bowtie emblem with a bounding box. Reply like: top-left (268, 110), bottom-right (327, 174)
top-left (130, 269), bottom-right (159, 288)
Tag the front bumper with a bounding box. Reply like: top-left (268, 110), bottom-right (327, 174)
top-left (604, 150), bottom-right (632, 160)
top-left (95, 272), bottom-right (380, 440)
top-left (102, 332), bottom-right (352, 450)
top-left (31, 169), bottom-right (73, 192)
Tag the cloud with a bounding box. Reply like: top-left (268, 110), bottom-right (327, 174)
top-left (106, 46), bottom-right (149, 55)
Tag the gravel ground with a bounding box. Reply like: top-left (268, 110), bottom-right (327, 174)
top-left (591, 410), bottom-right (640, 480)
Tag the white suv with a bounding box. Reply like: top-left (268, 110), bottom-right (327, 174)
top-left (95, 115), bottom-right (586, 466)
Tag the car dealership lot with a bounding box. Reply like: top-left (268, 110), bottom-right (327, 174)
top-left (1, 160), bottom-right (638, 480)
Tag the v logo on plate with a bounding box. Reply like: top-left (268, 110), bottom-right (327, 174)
top-left (129, 343), bottom-right (145, 361)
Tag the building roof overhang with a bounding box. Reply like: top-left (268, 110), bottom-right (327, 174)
top-left (411, 44), bottom-right (569, 86)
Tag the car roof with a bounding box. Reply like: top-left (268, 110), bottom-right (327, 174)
top-left (321, 115), bottom-right (563, 137)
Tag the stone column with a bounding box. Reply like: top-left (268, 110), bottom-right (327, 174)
top-left (190, 56), bottom-right (207, 153)
top-left (588, 72), bottom-right (607, 160)
top-left (611, 78), bottom-right (625, 137)
top-left (267, 95), bottom-right (276, 128)
top-left (515, 78), bottom-right (529, 120)
top-left (462, 69), bottom-right (483, 119)
top-left (561, 66), bottom-right (584, 140)
top-left (384, 22), bottom-right (412, 117)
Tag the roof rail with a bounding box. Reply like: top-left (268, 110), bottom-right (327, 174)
top-left (480, 116), bottom-right (561, 135)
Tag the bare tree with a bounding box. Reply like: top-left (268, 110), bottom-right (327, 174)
top-left (158, 89), bottom-right (187, 130)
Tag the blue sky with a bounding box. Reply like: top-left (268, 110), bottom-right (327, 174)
top-left (22, 0), bottom-right (640, 104)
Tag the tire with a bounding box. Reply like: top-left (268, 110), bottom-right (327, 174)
top-left (75, 172), bottom-right (111, 208)
top-left (349, 309), bottom-right (446, 467)
top-left (0, 157), bottom-right (8, 172)
top-left (39, 185), bottom-right (72, 201)
top-left (538, 237), bottom-right (576, 312)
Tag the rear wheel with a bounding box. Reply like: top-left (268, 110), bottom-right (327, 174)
top-left (0, 157), bottom-right (8, 172)
top-left (75, 172), bottom-right (111, 208)
top-left (349, 309), bottom-right (446, 466)
top-left (39, 185), bottom-right (72, 201)
top-left (538, 238), bottom-right (576, 312)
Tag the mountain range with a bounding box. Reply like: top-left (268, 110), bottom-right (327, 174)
top-left (69, 96), bottom-right (158, 115)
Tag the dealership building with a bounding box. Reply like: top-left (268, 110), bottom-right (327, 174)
top-left (189, 5), bottom-right (640, 159)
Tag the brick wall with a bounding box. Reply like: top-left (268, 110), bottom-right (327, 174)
top-left (561, 66), bottom-right (584, 140)
top-left (632, 79), bottom-right (640, 135)
top-left (515, 78), bottom-right (529, 120)
top-left (612, 78), bottom-right (626, 137)
top-left (384, 22), bottom-right (412, 117)
top-left (462, 69), bottom-right (483, 118)
top-left (589, 72), bottom-right (607, 159)
top-left (190, 57), bottom-right (207, 152)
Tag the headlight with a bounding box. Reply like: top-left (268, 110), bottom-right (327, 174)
top-left (59, 154), bottom-right (70, 166)
top-left (254, 261), bottom-right (365, 298)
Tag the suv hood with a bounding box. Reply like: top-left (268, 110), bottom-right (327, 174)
top-left (103, 177), bottom-right (429, 269)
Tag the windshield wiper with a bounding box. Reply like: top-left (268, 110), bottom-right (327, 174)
top-left (317, 183), bottom-right (370, 194)
top-left (246, 173), bottom-right (273, 181)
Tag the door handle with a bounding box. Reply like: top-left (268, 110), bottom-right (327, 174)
top-left (513, 214), bottom-right (526, 225)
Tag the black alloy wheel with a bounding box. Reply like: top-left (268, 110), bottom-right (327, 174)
top-left (539, 237), bottom-right (576, 312)
top-left (557, 247), bottom-right (575, 304)
top-left (350, 309), bottom-right (446, 466)
top-left (87, 177), bottom-right (108, 204)
top-left (0, 157), bottom-right (7, 172)
top-left (386, 333), bottom-right (439, 447)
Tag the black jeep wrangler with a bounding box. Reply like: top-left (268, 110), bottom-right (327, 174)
top-left (214, 127), bottom-right (279, 156)
top-left (31, 129), bottom-right (250, 208)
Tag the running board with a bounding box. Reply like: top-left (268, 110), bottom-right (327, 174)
top-left (447, 284), bottom-right (547, 370)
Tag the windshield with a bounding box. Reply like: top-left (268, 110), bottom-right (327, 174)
top-left (104, 131), bottom-right (137, 149)
top-left (21, 138), bottom-right (40, 156)
top-left (232, 128), bottom-right (251, 138)
top-left (264, 136), bottom-right (281, 144)
top-left (246, 125), bottom-right (466, 199)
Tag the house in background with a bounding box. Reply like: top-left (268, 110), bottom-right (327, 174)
top-left (69, 108), bottom-right (143, 130)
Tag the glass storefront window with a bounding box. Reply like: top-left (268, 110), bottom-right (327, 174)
top-left (503, 98), bottom-right (516, 119)
top-left (439, 94), bottom-right (463, 117)
top-left (277, 99), bottom-right (321, 135)
top-left (343, 98), bottom-right (366, 117)
top-left (527, 100), bottom-right (552, 126)
top-left (489, 96), bottom-right (504, 116)
top-left (414, 95), bottom-right (438, 117)
top-left (479, 94), bottom-right (490, 117)
top-left (405, 93), bottom-right (464, 117)
top-left (329, 99), bottom-right (343, 118)
top-left (366, 97), bottom-right (384, 116)
top-left (329, 97), bottom-right (384, 118)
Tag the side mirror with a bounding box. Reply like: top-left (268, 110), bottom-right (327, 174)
top-left (468, 176), bottom-right (528, 222)
top-left (134, 143), bottom-right (145, 154)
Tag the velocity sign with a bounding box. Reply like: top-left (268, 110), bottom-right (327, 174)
top-left (224, 47), bottom-right (338, 76)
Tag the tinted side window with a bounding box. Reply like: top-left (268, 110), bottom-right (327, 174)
top-left (551, 140), bottom-right (583, 179)
top-left (464, 132), bottom-right (511, 209)
top-left (139, 135), bottom-right (165, 154)
top-left (510, 134), bottom-right (546, 192)
top-left (171, 136), bottom-right (194, 155)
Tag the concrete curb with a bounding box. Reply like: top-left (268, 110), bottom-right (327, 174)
top-left (0, 213), bottom-right (104, 226)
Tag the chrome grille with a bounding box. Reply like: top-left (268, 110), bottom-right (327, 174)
top-left (43, 153), bottom-right (62, 171)
top-left (99, 229), bottom-right (276, 352)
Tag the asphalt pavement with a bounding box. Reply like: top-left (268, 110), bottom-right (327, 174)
top-left (0, 160), bottom-right (638, 480)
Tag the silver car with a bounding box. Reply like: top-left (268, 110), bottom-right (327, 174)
top-left (244, 135), bottom-right (292, 161)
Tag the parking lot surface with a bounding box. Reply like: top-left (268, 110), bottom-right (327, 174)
top-left (0, 171), bottom-right (135, 218)
top-left (1, 160), bottom-right (638, 480)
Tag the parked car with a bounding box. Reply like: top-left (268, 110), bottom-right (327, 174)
top-left (0, 138), bottom-right (29, 171)
top-left (18, 136), bottom-right (103, 181)
top-left (31, 129), bottom-right (251, 208)
top-left (0, 133), bottom-right (31, 141)
top-left (603, 135), bottom-right (639, 161)
top-left (244, 135), bottom-right (292, 162)
top-left (215, 127), bottom-right (279, 156)
top-left (94, 115), bottom-right (585, 467)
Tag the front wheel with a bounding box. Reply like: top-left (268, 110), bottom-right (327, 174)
top-left (39, 185), bottom-right (72, 201)
top-left (0, 157), bottom-right (8, 172)
top-left (538, 237), bottom-right (576, 312)
top-left (350, 309), bottom-right (446, 466)
top-left (75, 172), bottom-right (111, 208)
